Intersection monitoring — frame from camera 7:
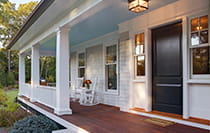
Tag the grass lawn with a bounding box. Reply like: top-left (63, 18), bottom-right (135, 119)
top-left (5, 89), bottom-right (18, 103)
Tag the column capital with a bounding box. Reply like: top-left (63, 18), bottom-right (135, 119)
top-left (32, 43), bottom-right (40, 49)
top-left (18, 52), bottom-right (25, 56)
top-left (55, 26), bottom-right (71, 33)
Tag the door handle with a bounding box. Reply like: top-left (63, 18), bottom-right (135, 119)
top-left (156, 84), bottom-right (182, 87)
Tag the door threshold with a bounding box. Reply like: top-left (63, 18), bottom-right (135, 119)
top-left (129, 108), bottom-right (210, 129)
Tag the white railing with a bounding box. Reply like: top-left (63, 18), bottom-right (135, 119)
top-left (34, 86), bottom-right (56, 109)
top-left (20, 83), bottom-right (31, 98)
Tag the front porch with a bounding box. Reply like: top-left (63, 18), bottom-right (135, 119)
top-left (9, 0), bottom-right (210, 131)
top-left (18, 96), bottom-right (209, 133)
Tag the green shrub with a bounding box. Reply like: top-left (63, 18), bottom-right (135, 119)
top-left (0, 108), bottom-right (30, 127)
top-left (13, 84), bottom-right (18, 89)
top-left (10, 115), bottom-right (59, 133)
top-left (0, 90), bottom-right (8, 107)
top-left (0, 71), bottom-right (7, 87)
top-left (4, 100), bottom-right (19, 112)
top-left (7, 72), bottom-right (15, 86)
top-left (0, 84), bottom-right (3, 89)
top-left (46, 75), bottom-right (55, 83)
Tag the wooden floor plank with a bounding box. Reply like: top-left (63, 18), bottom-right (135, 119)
top-left (19, 96), bottom-right (209, 133)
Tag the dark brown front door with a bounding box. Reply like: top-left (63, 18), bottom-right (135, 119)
top-left (152, 22), bottom-right (183, 115)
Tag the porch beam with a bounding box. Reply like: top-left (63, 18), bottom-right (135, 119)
top-left (55, 27), bottom-right (72, 115)
top-left (18, 53), bottom-right (25, 96)
top-left (30, 44), bottom-right (40, 102)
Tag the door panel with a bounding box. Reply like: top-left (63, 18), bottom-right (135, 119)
top-left (152, 22), bottom-right (183, 115)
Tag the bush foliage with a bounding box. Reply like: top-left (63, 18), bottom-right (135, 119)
top-left (0, 90), bottom-right (8, 107)
top-left (6, 72), bottom-right (15, 86)
top-left (0, 108), bottom-right (30, 127)
top-left (0, 89), bottom-right (24, 127)
top-left (10, 115), bottom-right (59, 133)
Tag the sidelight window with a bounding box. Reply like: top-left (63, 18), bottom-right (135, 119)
top-left (190, 15), bottom-right (210, 76)
top-left (134, 33), bottom-right (145, 78)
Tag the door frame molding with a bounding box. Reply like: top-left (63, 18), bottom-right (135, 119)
top-left (129, 16), bottom-right (189, 118)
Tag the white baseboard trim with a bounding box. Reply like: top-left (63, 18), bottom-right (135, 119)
top-left (129, 110), bottom-right (210, 130)
top-left (18, 97), bottom-right (89, 133)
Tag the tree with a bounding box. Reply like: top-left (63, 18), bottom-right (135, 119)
top-left (0, 0), bottom-right (8, 3)
top-left (0, 1), bottom-right (38, 46)
top-left (0, 1), bottom-right (38, 87)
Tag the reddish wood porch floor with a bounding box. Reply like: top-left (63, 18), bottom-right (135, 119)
top-left (20, 96), bottom-right (209, 133)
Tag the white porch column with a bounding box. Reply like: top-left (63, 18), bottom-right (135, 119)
top-left (145, 29), bottom-right (152, 112)
top-left (182, 17), bottom-right (189, 119)
top-left (55, 27), bottom-right (72, 115)
top-left (30, 44), bottom-right (40, 102)
top-left (18, 53), bottom-right (25, 96)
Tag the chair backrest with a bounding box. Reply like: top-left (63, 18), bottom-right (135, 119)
top-left (91, 77), bottom-right (97, 94)
top-left (76, 77), bottom-right (84, 89)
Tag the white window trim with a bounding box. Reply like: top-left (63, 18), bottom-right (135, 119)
top-left (103, 41), bottom-right (119, 95)
top-left (131, 31), bottom-right (146, 80)
top-left (188, 13), bottom-right (210, 79)
top-left (77, 51), bottom-right (86, 78)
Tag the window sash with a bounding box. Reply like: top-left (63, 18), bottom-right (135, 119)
top-left (190, 15), bottom-right (209, 47)
top-left (105, 64), bottom-right (117, 91)
top-left (78, 52), bottom-right (86, 78)
top-left (78, 53), bottom-right (85, 67)
top-left (135, 55), bottom-right (145, 77)
top-left (134, 33), bottom-right (145, 79)
top-left (105, 44), bottom-right (118, 94)
top-left (189, 14), bottom-right (210, 77)
top-left (106, 45), bottom-right (117, 64)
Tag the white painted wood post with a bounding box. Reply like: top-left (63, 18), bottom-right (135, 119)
top-left (145, 29), bottom-right (152, 112)
top-left (55, 27), bottom-right (72, 115)
top-left (18, 53), bottom-right (25, 96)
top-left (30, 44), bottom-right (40, 102)
top-left (182, 17), bottom-right (189, 119)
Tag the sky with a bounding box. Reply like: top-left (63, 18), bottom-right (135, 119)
top-left (10, 0), bottom-right (40, 7)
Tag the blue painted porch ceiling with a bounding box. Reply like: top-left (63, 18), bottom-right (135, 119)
top-left (40, 0), bottom-right (177, 51)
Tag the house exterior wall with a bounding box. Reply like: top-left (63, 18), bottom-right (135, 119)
top-left (189, 84), bottom-right (210, 120)
top-left (118, 31), bottom-right (133, 111)
top-left (118, 0), bottom-right (210, 120)
top-left (70, 0), bottom-right (210, 120)
top-left (70, 32), bottom-right (120, 106)
top-left (70, 52), bottom-right (77, 82)
top-left (86, 45), bottom-right (104, 103)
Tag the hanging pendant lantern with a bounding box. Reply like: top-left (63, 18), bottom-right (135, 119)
top-left (128, 0), bottom-right (149, 13)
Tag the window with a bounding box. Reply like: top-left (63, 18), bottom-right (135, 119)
top-left (190, 15), bottom-right (210, 76)
top-left (105, 45), bottom-right (118, 93)
top-left (25, 55), bottom-right (31, 84)
top-left (134, 33), bottom-right (145, 78)
top-left (78, 53), bottom-right (85, 78)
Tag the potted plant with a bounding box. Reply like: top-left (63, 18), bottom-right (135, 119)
top-left (83, 80), bottom-right (92, 89)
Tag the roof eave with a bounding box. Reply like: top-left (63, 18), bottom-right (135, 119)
top-left (7, 0), bottom-right (55, 50)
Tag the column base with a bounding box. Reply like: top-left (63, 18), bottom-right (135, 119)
top-left (120, 107), bottom-right (130, 112)
top-left (54, 108), bottom-right (72, 115)
top-left (30, 98), bottom-right (36, 102)
top-left (18, 93), bottom-right (23, 96)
